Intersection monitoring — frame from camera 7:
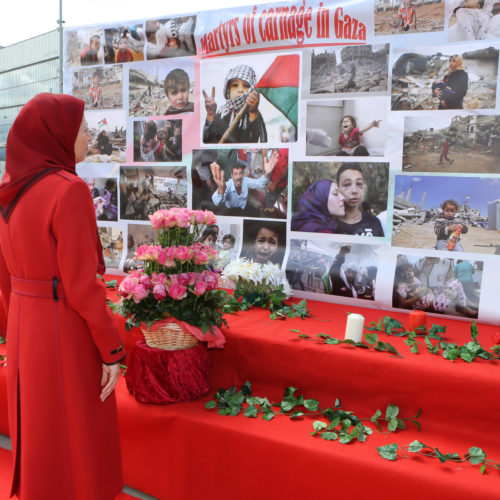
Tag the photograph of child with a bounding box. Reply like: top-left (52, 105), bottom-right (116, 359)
top-left (392, 254), bottom-right (482, 318)
top-left (403, 114), bottom-right (500, 173)
top-left (129, 60), bottom-right (195, 117)
top-left (198, 222), bottom-right (241, 270)
top-left (66, 29), bottom-right (104, 67)
top-left (285, 239), bottom-right (379, 300)
top-left (448, 0), bottom-right (500, 41)
top-left (84, 111), bottom-right (126, 163)
top-left (84, 177), bottom-right (118, 221)
top-left (72, 66), bottom-right (123, 110)
top-left (306, 98), bottom-right (386, 157)
top-left (103, 25), bottom-right (145, 64)
top-left (240, 219), bottom-right (287, 267)
top-left (291, 162), bottom-right (388, 237)
top-left (124, 223), bottom-right (157, 272)
top-left (392, 175), bottom-right (500, 255)
top-left (133, 119), bottom-right (182, 162)
top-left (191, 148), bottom-right (288, 219)
top-left (309, 44), bottom-right (389, 94)
top-left (145, 16), bottom-right (197, 59)
top-left (374, 0), bottom-right (445, 35)
top-left (98, 226), bottom-right (123, 269)
top-left (119, 166), bottom-right (187, 221)
top-left (391, 45), bottom-right (499, 110)
top-left (201, 53), bottom-right (298, 144)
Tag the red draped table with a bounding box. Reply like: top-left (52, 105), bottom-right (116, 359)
top-left (126, 340), bottom-right (211, 404)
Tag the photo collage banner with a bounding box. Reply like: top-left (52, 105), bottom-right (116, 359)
top-left (63, 0), bottom-right (500, 325)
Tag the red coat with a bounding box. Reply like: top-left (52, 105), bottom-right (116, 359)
top-left (0, 171), bottom-right (125, 499)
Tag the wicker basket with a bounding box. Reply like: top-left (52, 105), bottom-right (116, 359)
top-left (142, 322), bottom-right (199, 351)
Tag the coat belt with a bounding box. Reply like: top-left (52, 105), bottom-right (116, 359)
top-left (10, 276), bottom-right (67, 300)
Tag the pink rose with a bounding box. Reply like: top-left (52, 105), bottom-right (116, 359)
top-left (138, 274), bottom-right (152, 290)
top-left (175, 246), bottom-right (190, 262)
top-left (151, 272), bottom-right (167, 286)
top-left (192, 210), bottom-right (206, 224)
top-left (166, 283), bottom-right (187, 300)
top-left (174, 210), bottom-right (191, 228)
top-left (193, 280), bottom-right (207, 296)
top-left (149, 212), bottom-right (165, 230)
top-left (194, 249), bottom-right (210, 265)
top-left (158, 248), bottom-right (175, 267)
top-left (153, 284), bottom-right (167, 300)
top-left (177, 273), bottom-right (192, 287)
top-left (136, 245), bottom-right (161, 261)
top-left (131, 284), bottom-right (148, 303)
top-left (203, 210), bottom-right (217, 226)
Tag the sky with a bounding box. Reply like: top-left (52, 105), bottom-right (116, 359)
top-left (394, 175), bottom-right (500, 215)
top-left (1, 0), bottom-right (272, 47)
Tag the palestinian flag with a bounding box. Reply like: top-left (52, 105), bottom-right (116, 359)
top-left (255, 54), bottom-right (299, 129)
top-left (98, 118), bottom-right (108, 128)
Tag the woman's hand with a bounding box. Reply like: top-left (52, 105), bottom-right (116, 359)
top-left (100, 363), bottom-right (121, 402)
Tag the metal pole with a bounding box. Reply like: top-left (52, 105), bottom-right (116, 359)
top-left (58, 0), bottom-right (64, 93)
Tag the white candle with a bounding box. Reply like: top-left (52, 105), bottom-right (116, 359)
top-left (344, 313), bottom-right (364, 342)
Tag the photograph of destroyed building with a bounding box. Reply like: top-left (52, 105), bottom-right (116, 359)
top-left (309, 44), bottom-right (389, 94)
top-left (392, 174), bottom-right (500, 255)
top-left (374, 0), bottom-right (445, 36)
top-left (403, 114), bottom-right (500, 173)
top-left (391, 45), bottom-right (498, 110)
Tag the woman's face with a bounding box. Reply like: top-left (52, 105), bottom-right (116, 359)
top-left (327, 182), bottom-right (346, 218)
top-left (338, 169), bottom-right (365, 209)
top-left (449, 57), bottom-right (457, 71)
top-left (74, 117), bottom-right (91, 163)
top-left (253, 228), bottom-right (279, 263)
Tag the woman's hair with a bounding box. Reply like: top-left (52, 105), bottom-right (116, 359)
top-left (340, 115), bottom-right (357, 128)
top-left (336, 163), bottom-right (364, 185)
top-left (441, 199), bottom-right (458, 210)
top-left (395, 262), bottom-right (413, 282)
top-left (447, 54), bottom-right (465, 73)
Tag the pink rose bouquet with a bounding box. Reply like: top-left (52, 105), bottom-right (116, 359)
top-left (112, 208), bottom-right (227, 334)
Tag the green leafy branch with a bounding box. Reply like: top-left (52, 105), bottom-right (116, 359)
top-left (97, 275), bottom-right (118, 289)
top-left (294, 331), bottom-right (403, 358)
top-left (223, 285), bottom-right (310, 321)
top-left (205, 382), bottom-right (420, 445)
top-left (378, 441), bottom-right (500, 474)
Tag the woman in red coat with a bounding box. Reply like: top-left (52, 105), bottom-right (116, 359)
top-left (0, 93), bottom-right (125, 499)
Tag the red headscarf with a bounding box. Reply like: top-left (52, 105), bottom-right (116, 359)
top-left (0, 93), bottom-right (106, 273)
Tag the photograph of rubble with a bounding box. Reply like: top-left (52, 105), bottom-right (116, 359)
top-left (285, 239), bottom-right (379, 300)
top-left (392, 254), bottom-right (482, 318)
top-left (291, 162), bottom-right (389, 237)
top-left (392, 174), bottom-right (500, 255)
top-left (98, 226), bottom-right (124, 270)
top-left (374, 0), bottom-right (445, 36)
top-left (391, 45), bottom-right (499, 110)
top-left (66, 28), bottom-right (105, 67)
top-left (306, 98), bottom-right (387, 157)
top-left (201, 53), bottom-right (299, 144)
top-left (144, 16), bottom-right (197, 60)
top-left (403, 114), bottom-right (500, 173)
top-left (448, 0), bottom-right (500, 41)
top-left (309, 44), bottom-right (389, 94)
top-left (103, 25), bottom-right (145, 64)
top-left (119, 166), bottom-right (187, 221)
top-left (133, 119), bottom-right (182, 162)
top-left (129, 60), bottom-right (195, 117)
top-left (72, 66), bottom-right (123, 110)
top-left (191, 148), bottom-right (288, 219)
top-left (84, 110), bottom-right (126, 163)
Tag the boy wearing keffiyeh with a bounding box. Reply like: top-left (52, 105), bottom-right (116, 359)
top-left (203, 64), bottom-right (268, 144)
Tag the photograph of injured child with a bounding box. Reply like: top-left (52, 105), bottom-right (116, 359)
top-left (403, 114), bottom-right (500, 173)
top-left (291, 162), bottom-right (388, 237)
top-left (306, 98), bottom-right (386, 157)
top-left (309, 44), bottom-right (389, 95)
top-left (391, 45), bottom-right (498, 111)
top-left (392, 175), bottom-right (500, 255)
top-left (285, 239), bottom-right (379, 300)
top-left (392, 254), bottom-right (482, 318)
top-left (72, 66), bottom-right (123, 110)
top-left (191, 148), bottom-right (288, 218)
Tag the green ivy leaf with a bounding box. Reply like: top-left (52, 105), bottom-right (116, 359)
top-left (242, 381), bottom-right (252, 396)
top-left (468, 447), bottom-right (487, 465)
top-left (370, 409), bottom-right (382, 422)
top-left (388, 418), bottom-right (398, 432)
top-left (304, 399), bottom-right (319, 411)
top-left (470, 321), bottom-right (479, 341)
top-left (262, 411), bottom-right (275, 421)
top-left (281, 396), bottom-right (298, 412)
top-left (289, 411), bottom-right (304, 419)
top-left (229, 406), bottom-right (240, 417)
top-left (313, 420), bottom-right (328, 431)
top-left (480, 464), bottom-right (486, 474)
top-left (284, 387), bottom-right (298, 398)
top-left (289, 329), bottom-right (300, 333)
top-left (325, 338), bottom-right (340, 345)
top-left (385, 404), bottom-right (399, 420)
top-left (320, 431), bottom-right (338, 441)
top-left (377, 443), bottom-right (399, 461)
top-left (408, 440), bottom-right (426, 453)
top-left (298, 334), bottom-right (310, 339)
top-left (205, 400), bottom-right (217, 409)
top-left (364, 333), bottom-right (378, 346)
top-left (244, 405), bottom-right (258, 418)
top-left (434, 448), bottom-right (448, 463)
